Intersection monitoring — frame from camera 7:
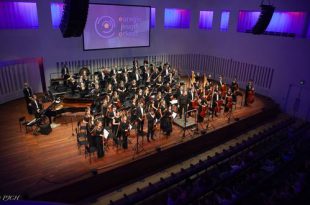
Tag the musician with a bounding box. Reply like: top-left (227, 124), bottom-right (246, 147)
top-left (161, 104), bottom-right (173, 136)
top-left (79, 82), bottom-right (88, 98)
top-left (156, 75), bottom-right (164, 92)
top-left (123, 70), bottom-right (130, 86)
top-left (219, 75), bottom-right (224, 87)
top-left (112, 91), bottom-right (120, 108)
top-left (112, 111), bottom-right (121, 146)
top-left (154, 92), bottom-right (162, 108)
top-left (99, 67), bottom-right (107, 89)
top-left (90, 120), bottom-right (104, 158)
top-left (144, 69), bottom-right (151, 87)
top-left (106, 106), bottom-right (116, 127)
top-left (135, 89), bottom-right (143, 101)
top-left (23, 82), bottom-right (33, 114)
top-left (151, 67), bottom-right (159, 80)
top-left (212, 89), bottom-right (220, 117)
top-left (133, 57), bottom-right (139, 68)
top-left (136, 101), bottom-right (145, 135)
top-left (90, 83), bottom-right (100, 98)
top-left (164, 86), bottom-right (173, 105)
top-left (197, 98), bottom-right (204, 123)
top-left (83, 107), bottom-right (94, 126)
top-left (165, 72), bottom-right (174, 85)
top-left (245, 80), bottom-right (255, 106)
top-left (162, 63), bottom-right (170, 77)
top-left (30, 95), bottom-right (42, 118)
top-left (144, 87), bottom-right (151, 105)
top-left (224, 88), bottom-right (233, 112)
top-left (111, 74), bottom-right (118, 87)
top-left (110, 66), bottom-right (117, 77)
top-left (61, 65), bottom-right (70, 86)
top-left (106, 83), bottom-right (113, 96)
top-left (120, 115), bottom-right (130, 149)
top-left (68, 75), bottom-right (78, 95)
top-left (231, 78), bottom-right (239, 94)
top-left (140, 62), bottom-right (147, 74)
top-left (117, 81), bottom-right (126, 103)
top-left (190, 70), bottom-right (196, 86)
top-left (100, 98), bottom-right (109, 126)
top-left (178, 90), bottom-right (189, 119)
top-left (132, 69), bottom-right (141, 85)
top-left (130, 80), bottom-right (138, 94)
top-left (147, 109), bottom-right (156, 142)
top-left (143, 58), bottom-right (148, 65)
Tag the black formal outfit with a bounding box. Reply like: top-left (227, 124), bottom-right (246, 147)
top-left (30, 99), bottom-right (42, 118)
top-left (147, 113), bottom-right (156, 141)
top-left (92, 127), bottom-right (104, 158)
top-left (112, 117), bottom-right (121, 145)
top-left (23, 87), bottom-right (33, 114)
top-left (162, 109), bottom-right (172, 136)
top-left (212, 92), bottom-right (220, 117)
top-left (120, 121), bottom-right (130, 149)
top-left (61, 66), bottom-right (70, 86)
top-left (136, 106), bottom-right (145, 135)
top-left (178, 94), bottom-right (189, 119)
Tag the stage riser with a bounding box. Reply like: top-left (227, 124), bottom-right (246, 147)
top-left (33, 104), bottom-right (279, 203)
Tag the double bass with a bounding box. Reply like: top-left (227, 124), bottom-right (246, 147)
top-left (247, 90), bottom-right (255, 104)
top-left (246, 81), bottom-right (255, 104)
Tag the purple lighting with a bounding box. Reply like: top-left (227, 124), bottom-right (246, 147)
top-left (151, 8), bottom-right (156, 28)
top-left (238, 11), bottom-right (307, 37)
top-left (51, 2), bottom-right (64, 29)
top-left (237, 11), bottom-right (260, 32)
top-left (0, 2), bottom-right (39, 29)
top-left (307, 22), bottom-right (310, 39)
top-left (164, 8), bottom-right (191, 29)
top-left (220, 11), bottom-right (230, 32)
top-left (199, 11), bottom-right (213, 30)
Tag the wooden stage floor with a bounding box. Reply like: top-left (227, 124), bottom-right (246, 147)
top-left (0, 95), bottom-right (267, 200)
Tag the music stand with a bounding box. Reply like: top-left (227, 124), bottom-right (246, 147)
top-left (132, 124), bottom-right (145, 159)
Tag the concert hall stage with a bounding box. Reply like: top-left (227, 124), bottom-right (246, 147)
top-left (0, 94), bottom-right (277, 203)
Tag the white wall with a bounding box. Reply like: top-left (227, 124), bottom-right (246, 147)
top-left (0, 0), bottom-right (310, 119)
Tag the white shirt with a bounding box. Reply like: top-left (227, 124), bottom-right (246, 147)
top-left (140, 107), bottom-right (144, 116)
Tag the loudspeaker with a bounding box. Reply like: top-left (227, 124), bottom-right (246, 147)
top-left (39, 124), bottom-right (52, 135)
top-left (60, 0), bottom-right (89, 38)
top-left (252, 5), bottom-right (275, 35)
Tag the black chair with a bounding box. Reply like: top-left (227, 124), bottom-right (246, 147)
top-left (85, 144), bottom-right (97, 163)
top-left (18, 116), bottom-right (32, 133)
top-left (76, 128), bottom-right (88, 154)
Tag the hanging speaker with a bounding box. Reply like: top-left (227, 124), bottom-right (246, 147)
top-left (252, 4), bottom-right (275, 35)
top-left (60, 0), bottom-right (89, 38)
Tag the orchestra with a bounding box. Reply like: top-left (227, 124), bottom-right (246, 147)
top-left (26, 58), bottom-right (256, 159)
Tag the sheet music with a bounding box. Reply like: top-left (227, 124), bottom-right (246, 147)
top-left (103, 129), bottom-right (109, 139)
top-left (172, 112), bottom-right (177, 119)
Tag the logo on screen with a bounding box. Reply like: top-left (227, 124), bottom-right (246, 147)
top-left (95, 16), bottom-right (116, 38)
